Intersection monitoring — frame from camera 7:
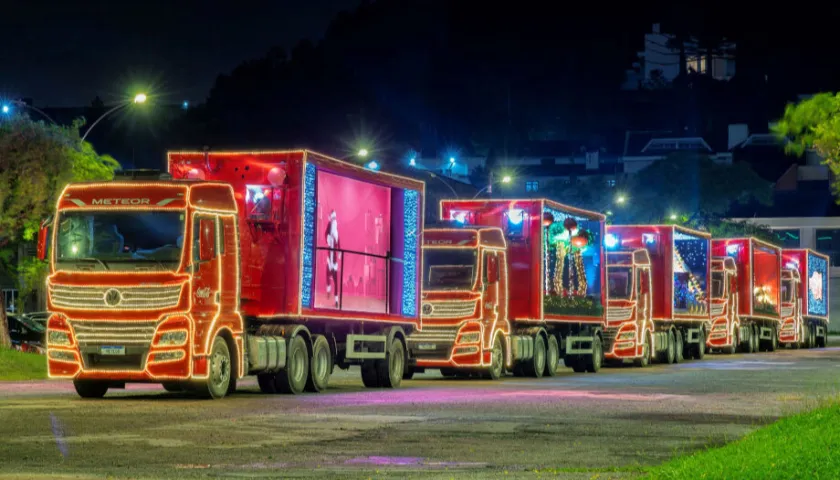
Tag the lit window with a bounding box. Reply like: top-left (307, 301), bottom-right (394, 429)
top-left (816, 229), bottom-right (840, 266)
top-left (772, 229), bottom-right (800, 249)
top-left (525, 181), bottom-right (539, 192)
top-left (606, 179), bottom-right (616, 187)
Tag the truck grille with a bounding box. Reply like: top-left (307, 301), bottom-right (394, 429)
top-left (71, 321), bottom-right (158, 346)
top-left (408, 326), bottom-right (458, 360)
top-left (607, 306), bottom-right (633, 322)
top-left (781, 306), bottom-right (794, 318)
top-left (601, 327), bottom-right (619, 350)
top-left (421, 300), bottom-right (477, 319)
top-left (710, 303), bottom-right (725, 317)
top-left (49, 284), bottom-right (182, 310)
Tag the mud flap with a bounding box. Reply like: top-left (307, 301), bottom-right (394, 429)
top-left (565, 336), bottom-right (594, 355)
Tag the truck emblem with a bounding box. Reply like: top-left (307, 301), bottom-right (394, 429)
top-left (104, 289), bottom-right (122, 307)
top-left (91, 198), bottom-right (151, 206)
top-left (422, 303), bottom-right (433, 315)
top-left (196, 287), bottom-right (212, 299)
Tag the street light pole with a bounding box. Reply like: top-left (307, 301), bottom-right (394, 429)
top-left (80, 94), bottom-right (147, 143)
top-left (12, 101), bottom-right (56, 124)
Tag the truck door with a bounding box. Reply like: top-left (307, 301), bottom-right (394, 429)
top-left (482, 251), bottom-right (501, 343)
top-left (191, 214), bottom-right (222, 353)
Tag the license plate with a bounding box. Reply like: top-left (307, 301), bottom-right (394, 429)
top-left (100, 346), bottom-right (125, 356)
top-left (417, 343), bottom-right (437, 351)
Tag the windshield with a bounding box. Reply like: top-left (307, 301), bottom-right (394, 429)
top-left (781, 279), bottom-right (794, 303)
top-left (422, 248), bottom-right (477, 290)
top-left (711, 271), bottom-right (725, 299)
top-left (608, 267), bottom-right (632, 300)
top-left (55, 211), bottom-right (185, 271)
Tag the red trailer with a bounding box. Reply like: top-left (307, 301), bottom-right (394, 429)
top-left (606, 225), bottom-right (711, 365)
top-left (40, 150), bottom-right (424, 398)
top-left (711, 238), bottom-right (782, 352)
top-left (781, 249), bottom-right (830, 348)
top-left (407, 199), bottom-right (609, 377)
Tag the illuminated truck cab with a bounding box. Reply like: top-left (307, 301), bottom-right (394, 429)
top-left (408, 227), bottom-right (508, 376)
top-left (45, 181), bottom-right (242, 387)
top-left (604, 249), bottom-right (653, 363)
top-left (707, 257), bottom-right (739, 352)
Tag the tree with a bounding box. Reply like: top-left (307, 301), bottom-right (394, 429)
top-left (0, 115), bottom-right (119, 347)
top-left (772, 92), bottom-right (840, 198)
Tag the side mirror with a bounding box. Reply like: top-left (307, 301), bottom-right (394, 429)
top-left (198, 218), bottom-right (216, 262)
top-left (36, 217), bottom-right (52, 261)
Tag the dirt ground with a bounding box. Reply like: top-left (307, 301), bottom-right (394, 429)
top-left (1, 342), bottom-right (838, 479)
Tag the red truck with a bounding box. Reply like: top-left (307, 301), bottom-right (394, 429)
top-left (605, 225), bottom-right (712, 365)
top-left (39, 150), bottom-right (424, 399)
top-left (780, 249), bottom-right (830, 348)
top-left (706, 256), bottom-right (740, 354)
top-left (711, 238), bottom-right (782, 352)
top-left (407, 199), bottom-right (610, 377)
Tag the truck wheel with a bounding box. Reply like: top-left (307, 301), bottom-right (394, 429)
top-left (769, 327), bottom-right (778, 352)
top-left (693, 329), bottom-right (706, 360)
top-left (817, 326), bottom-right (827, 348)
top-left (73, 380), bottom-right (109, 399)
top-left (276, 335), bottom-right (309, 394)
top-left (376, 337), bottom-right (405, 388)
top-left (362, 361), bottom-right (380, 387)
top-left (525, 335), bottom-right (546, 378)
top-left (544, 335), bottom-right (559, 377)
top-left (809, 324), bottom-right (816, 348)
top-left (305, 335), bottom-right (332, 393)
top-left (662, 330), bottom-right (676, 364)
top-left (585, 335), bottom-right (603, 373)
top-left (195, 336), bottom-right (232, 399)
top-left (402, 367), bottom-right (415, 380)
top-left (750, 326), bottom-right (759, 353)
top-left (485, 335), bottom-right (505, 380)
top-left (440, 368), bottom-right (457, 378)
top-left (724, 328), bottom-right (738, 355)
top-left (257, 373), bottom-right (278, 394)
top-left (634, 332), bottom-right (651, 367)
top-left (797, 323), bottom-right (807, 349)
top-left (674, 330), bottom-right (684, 363)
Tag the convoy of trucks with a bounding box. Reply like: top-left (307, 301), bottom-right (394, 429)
top-left (36, 150), bottom-right (832, 398)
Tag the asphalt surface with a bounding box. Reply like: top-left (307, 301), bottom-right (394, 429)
top-left (1, 343), bottom-right (839, 479)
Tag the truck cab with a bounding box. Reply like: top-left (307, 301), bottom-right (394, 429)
top-left (707, 257), bottom-right (739, 353)
top-left (604, 249), bottom-right (654, 365)
top-left (408, 226), bottom-right (509, 378)
top-left (779, 267), bottom-right (802, 345)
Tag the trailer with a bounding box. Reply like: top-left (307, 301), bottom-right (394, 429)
top-left (781, 249), bottom-right (830, 348)
top-left (39, 150), bottom-right (424, 399)
top-left (605, 225), bottom-right (712, 365)
top-left (406, 199), bottom-right (608, 377)
top-left (711, 238), bottom-right (783, 353)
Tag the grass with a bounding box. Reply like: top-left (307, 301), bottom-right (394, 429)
top-left (644, 400), bottom-right (840, 479)
top-left (0, 348), bottom-right (47, 381)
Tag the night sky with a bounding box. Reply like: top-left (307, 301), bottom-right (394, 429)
top-left (0, 0), bottom-right (359, 107)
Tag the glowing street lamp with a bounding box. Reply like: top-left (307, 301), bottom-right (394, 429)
top-left (669, 213), bottom-right (678, 220)
top-left (366, 160), bottom-right (379, 171)
top-left (80, 92), bottom-right (148, 142)
top-left (615, 195), bottom-right (626, 204)
top-left (501, 175), bottom-right (512, 183)
top-left (358, 148), bottom-right (369, 158)
top-left (1, 105), bottom-right (9, 114)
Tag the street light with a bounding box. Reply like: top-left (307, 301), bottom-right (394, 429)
top-left (80, 93), bottom-right (148, 143)
top-left (9, 100), bottom-right (56, 124)
top-left (1, 105), bottom-right (9, 114)
top-left (473, 173), bottom-right (513, 199)
top-left (501, 175), bottom-right (512, 183)
top-left (358, 148), bottom-right (369, 158)
top-left (669, 213), bottom-right (678, 221)
top-left (616, 195), bottom-right (626, 204)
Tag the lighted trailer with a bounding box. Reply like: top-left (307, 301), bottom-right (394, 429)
top-left (40, 150), bottom-right (424, 398)
top-left (781, 249), bottom-right (830, 348)
top-left (605, 225), bottom-right (712, 365)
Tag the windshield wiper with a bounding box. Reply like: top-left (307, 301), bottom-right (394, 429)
top-left (74, 257), bottom-right (110, 270)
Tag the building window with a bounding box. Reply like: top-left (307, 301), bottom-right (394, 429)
top-left (772, 229), bottom-right (801, 248)
top-left (686, 55), bottom-right (707, 74)
top-left (606, 179), bottom-right (616, 187)
top-left (815, 229), bottom-right (840, 266)
top-left (525, 181), bottom-right (539, 192)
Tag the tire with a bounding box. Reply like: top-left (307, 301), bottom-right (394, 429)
top-left (194, 336), bottom-right (232, 399)
top-left (440, 368), bottom-right (457, 378)
top-left (73, 380), bottom-right (109, 399)
top-left (810, 324), bottom-right (816, 349)
top-left (693, 329), bottom-right (706, 360)
top-left (376, 337), bottom-right (405, 388)
top-left (305, 335), bottom-right (331, 393)
top-left (525, 334), bottom-right (546, 378)
top-left (362, 360), bottom-right (380, 387)
top-left (402, 367), bottom-right (415, 380)
top-left (674, 330), bottom-right (684, 363)
top-left (769, 327), bottom-right (778, 352)
top-left (816, 325), bottom-right (827, 348)
top-left (257, 373), bottom-right (278, 393)
top-left (563, 355), bottom-right (578, 368)
top-left (750, 325), bottom-right (759, 353)
top-left (634, 332), bottom-right (651, 367)
top-left (661, 330), bottom-right (676, 364)
top-left (544, 335), bottom-right (559, 377)
top-left (162, 382), bottom-right (185, 393)
top-left (585, 335), bottom-right (603, 373)
top-left (797, 323), bottom-right (807, 349)
top-left (276, 335), bottom-right (309, 394)
top-left (485, 334), bottom-right (505, 380)
top-left (724, 327), bottom-right (738, 355)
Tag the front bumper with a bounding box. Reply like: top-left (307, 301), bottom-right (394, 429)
top-left (47, 314), bottom-right (196, 382)
top-left (707, 318), bottom-right (734, 347)
top-left (604, 322), bottom-right (643, 359)
top-left (408, 323), bottom-right (485, 368)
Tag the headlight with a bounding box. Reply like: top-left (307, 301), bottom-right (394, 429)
top-left (458, 332), bottom-right (480, 344)
top-left (712, 323), bottom-right (727, 332)
top-left (617, 331), bottom-right (635, 340)
top-left (49, 350), bottom-right (75, 362)
top-left (152, 351), bottom-right (185, 362)
top-left (157, 330), bottom-right (188, 346)
top-left (48, 330), bottom-right (71, 346)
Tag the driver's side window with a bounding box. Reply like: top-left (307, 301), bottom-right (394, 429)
top-left (192, 215), bottom-right (217, 263)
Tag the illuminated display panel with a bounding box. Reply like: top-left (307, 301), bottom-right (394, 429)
top-left (314, 170), bottom-right (392, 313)
top-left (753, 244), bottom-right (781, 317)
top-left (807, 252), bottom-right (828, 317)
top-left (673, 230), bottom-right (708, 315)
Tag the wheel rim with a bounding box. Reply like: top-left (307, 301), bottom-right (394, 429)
top-left (211, 348), bottom-right (230, 390)
top-left (292, 346), bottom-right (306, 384)
top-left (315, 347), bottom-right (329, 381)
top-left (492, 340), bottom-right (503, 376)
top-left (593, 339), bottom-right (602, 369)
top-left (535, 339), bottom-right (545, 371)
top-left (390, 345), bottom-right (404, 383)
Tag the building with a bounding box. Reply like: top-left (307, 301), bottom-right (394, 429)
top-left (621, 129), bottom-right (733, 174)
top-left (623, 23), bottom-right (736, 90)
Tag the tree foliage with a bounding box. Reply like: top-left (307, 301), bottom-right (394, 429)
top-left (0, 115), bottom-right (119, 345)
top-left (773, 92), bottom-right (840, 198)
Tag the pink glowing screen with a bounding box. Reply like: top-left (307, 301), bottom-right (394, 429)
top-left (314, 170), bottom-right (392, 313)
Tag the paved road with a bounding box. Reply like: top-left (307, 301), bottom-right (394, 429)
top-left (1, 344), bottom-right (839, 479)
